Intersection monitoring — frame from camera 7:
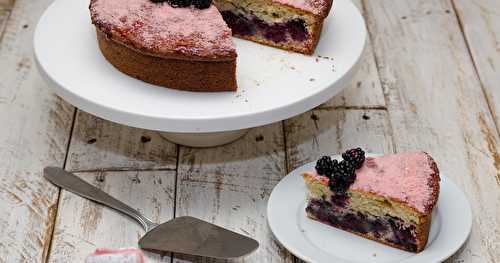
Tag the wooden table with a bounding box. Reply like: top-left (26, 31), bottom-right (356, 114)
top-left (1, 0), bottom-right (499, 262)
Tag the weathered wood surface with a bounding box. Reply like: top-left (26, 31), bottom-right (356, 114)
top-left (174, 124), bottom-right (295, 263)
top-left (47, 171), bottom-right (175, 263)
top-left (453, 0), bottom-right (500, 133)
top-left (364, 0), bottom-right (500, 261)
top-left (66, 111), bottom-right (178, 172)
top-left (0, 0), bottom-right (75, 262)
top-left (285, 109), bottom-right (393, 171)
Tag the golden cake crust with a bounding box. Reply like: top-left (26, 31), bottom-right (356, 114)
top-left (96, 30), bottom-right (237, 91)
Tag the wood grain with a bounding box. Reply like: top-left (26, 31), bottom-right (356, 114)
top-left (174, 123), bottom-right (295, 263)
top-left (0, 0), bottom-right (75, 262)
top-left (47, 171), bottom-right (175, 263)
top-left (453, 0), bottom-right (500, 134)
top-left (322, 0), bottom-right (385, 109)
top-left (66, 111), bottom-right (178, 172)
top-left (364, 0), bottom-right (500, 261)
top-left (285, 109), bottom-right (394, 171)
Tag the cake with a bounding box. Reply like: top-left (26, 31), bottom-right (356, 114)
top-left (85, 248), bottom-right (145, 263)
top-left (89, 0), bottom-right (238, 92)
top-left (302, 149), bottom-right (440, 252)
top-left (90, 0), bottom-right (333, 92)
top-left (214, 0), bottom-right (333, 54)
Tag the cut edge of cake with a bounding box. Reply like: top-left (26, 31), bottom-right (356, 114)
top-left (302, 152), bottom-right (440, 252)
top-left (214, 0), bottom-right (333, 54)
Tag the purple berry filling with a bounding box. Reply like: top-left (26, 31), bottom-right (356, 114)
top-left (306, 198), bottom-right (418, 252)
top-left (220, 11), bottom-right (309, 43)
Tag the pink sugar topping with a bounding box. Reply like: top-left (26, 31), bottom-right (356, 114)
top-left (274, 0), bottom-right (333, 17)
top-left (85, 248), bottom-right (145, 263)
top-left (351, 152), bottom-right (438, 213)
top-left (90, 0), bottom-right (235, 59)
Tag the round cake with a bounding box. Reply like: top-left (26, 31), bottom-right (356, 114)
top-left (90, 0), bottom-right (333, 92)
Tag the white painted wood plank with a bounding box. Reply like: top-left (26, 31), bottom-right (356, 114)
top-left (48, 170), bottom-right (175, 263)
top-left (174, 123), bottom-right (295, 263)
top-left (285, 109), bottom-right (394, 171)
top-left (453, 0), bottom-right (500, 134)
top-left (0, 0), bottom-right (75, 262)
top-left (66, 111), bottom-right (178, 171)
top-left (364, 0), bottom-right (500, 261)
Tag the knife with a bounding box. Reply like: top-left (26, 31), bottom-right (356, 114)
top-left (43, 167), bottom-right (259, 259)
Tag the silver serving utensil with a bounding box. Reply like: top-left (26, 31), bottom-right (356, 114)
top-left (43, 167), bottom-right (259, 259)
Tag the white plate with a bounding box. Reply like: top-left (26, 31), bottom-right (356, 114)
top-left (33, 0), bottom-right (366, 132)
top-left (268, 155), bottom-right (472, 263)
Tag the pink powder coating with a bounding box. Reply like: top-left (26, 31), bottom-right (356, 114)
top-left (274, 0), bottom-right (333, 17)
top-left (90, 0), bottom-right (235, 59)
top-left (85, 248), bottom-right (145, 263)
top-left (351, 152), bottom-right (438, 213)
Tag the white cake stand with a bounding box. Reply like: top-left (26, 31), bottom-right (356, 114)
top-left (34, 0), bottom-right (366, 147)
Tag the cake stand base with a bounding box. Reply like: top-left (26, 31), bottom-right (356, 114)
top-left (162, 129), bottom-right (250, 148)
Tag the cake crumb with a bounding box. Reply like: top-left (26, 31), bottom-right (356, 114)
top-left (309, 78), bottom-right (315, 82)
top-left (372, 253), bottom-right (377, 257)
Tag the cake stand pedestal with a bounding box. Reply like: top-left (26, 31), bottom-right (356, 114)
top-left (163, 130), bottom-right (250, 148)
top-left (34, 0), bottom-right (366, 147)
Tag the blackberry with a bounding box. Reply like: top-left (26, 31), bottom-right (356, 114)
top-left (167, 0), bottom-right (191, 7)
top-left (329, 160), bottom-right (356, 193)
top-left (342, 147), bottom-right (366, 169)
top-left (192, 0), bottom-right (212, 9)
top-left (315, 156), bottom-right (337, 177)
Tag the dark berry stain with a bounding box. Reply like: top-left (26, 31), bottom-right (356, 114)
top-left (87, 138), bottom-right (97, 144)
top-left (96, 174), bottom-right (105, 182)
top-left (22, 24), bottom-right (28, 29)
top-left (362, 114), bottom-right (370, 120)
top-left (401, 16), bottom-right (407, 20)
top-left (141, 135), bottom-right (151, 143)
top-left (445, 10), bottom-right (451, 14)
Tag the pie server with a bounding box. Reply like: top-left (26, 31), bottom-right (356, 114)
top-left (43, 167), bottom-right (259, 259)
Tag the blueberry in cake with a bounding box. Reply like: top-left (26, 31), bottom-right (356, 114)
top-left (302, 149), bottom-right (440, 252)
top-left (90, 0), bottom-right (333, 92)
top-left (214, 0), bottom-right (333, 54)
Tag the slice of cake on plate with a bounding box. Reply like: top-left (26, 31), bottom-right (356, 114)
top-left (214, 0), bottom-right (333, 54)
top-left (302, 149), bottom-right (440, 252)
top-left (85, 248), bottom-right (145, 263)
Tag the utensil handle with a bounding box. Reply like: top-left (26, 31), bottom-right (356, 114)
top-left (43, 167), bottom-right (157, 231)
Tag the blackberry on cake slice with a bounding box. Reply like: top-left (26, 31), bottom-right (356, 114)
top-left (213, 0), bottom-right (333, 55)
top-left (302, 151), bottom-right (440, 252)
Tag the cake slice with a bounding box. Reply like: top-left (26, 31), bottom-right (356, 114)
top-left (85, 248), bottom-right (145, 263)
top-left (302, 150), bottom-right (440, 252)
top-left (90, 0), bottom-right (237, 92)
top-left (214, 0), bottom-right (333, 54)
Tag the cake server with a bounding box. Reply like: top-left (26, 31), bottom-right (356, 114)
top-left (43, 167), bottom-right (259, 259)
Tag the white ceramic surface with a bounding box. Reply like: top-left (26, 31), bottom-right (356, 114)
top-left (267, 155), bottom-right (472, 263)
top-left (33, 0), bottom-right (366, 133)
